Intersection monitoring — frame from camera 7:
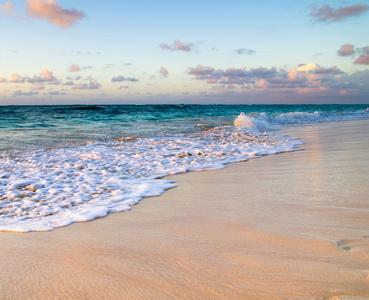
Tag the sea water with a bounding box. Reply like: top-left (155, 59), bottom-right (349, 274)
top-left (0, 104), bottom-right (368, 232)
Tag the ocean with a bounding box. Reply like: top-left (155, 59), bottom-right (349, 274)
top-left (0, 104), bottom-right (368, 232)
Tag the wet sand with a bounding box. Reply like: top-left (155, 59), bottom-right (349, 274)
top-left (1, 119), bottom-right (369, 299)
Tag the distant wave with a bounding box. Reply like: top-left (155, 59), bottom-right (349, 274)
top-left (234, 108), bottom-right (369, 131)
top-left (69, 105), bottom-right (105, 111)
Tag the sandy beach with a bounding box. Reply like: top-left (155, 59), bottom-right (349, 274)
top-left (1, 119), bottom-right (369, 299)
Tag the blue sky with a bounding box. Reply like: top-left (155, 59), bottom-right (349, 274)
top-left (0, 0), bottom-right (369, 104)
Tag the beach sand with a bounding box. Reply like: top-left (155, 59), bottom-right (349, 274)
top-left (1, 119), bottom-right (369, 299)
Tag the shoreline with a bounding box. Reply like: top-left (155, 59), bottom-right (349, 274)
top-left (1, 119), bottom-right (369, 299)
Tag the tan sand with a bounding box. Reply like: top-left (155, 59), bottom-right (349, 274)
top-left (1, 119), bottom-right (369, 299)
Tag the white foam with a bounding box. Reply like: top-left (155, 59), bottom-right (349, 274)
top-left (234, 108), bottom-right (369, 129)
top-left (0, 126), bottom-right (302, 232)
top-left (234, 112), bottom-right (275, 131)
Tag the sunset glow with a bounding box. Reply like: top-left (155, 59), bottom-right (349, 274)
top-left (0, 0), bottom-right (368, 104)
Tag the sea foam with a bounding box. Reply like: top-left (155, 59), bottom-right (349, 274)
top-left (234, 112), bottom-right (275, 131)
top-left (235, 108), bottom-right (369, 128)
top-left (0, 125), bottom-right (302, 232)
top-left (2, 106), bottom-right (368, 232)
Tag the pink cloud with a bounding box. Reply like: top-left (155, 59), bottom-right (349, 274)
top-left (188, 64), bottom-right (215, 76)
top-left (10, 73), bottom-right (24, 83)
top-left (1, 1), bottom-right (16, 16)
top-left (28, 68), bottom-right (56, 83)
top-left (174, 40), bottom-right (193, 51)
top-left (69, 64), bottom-right (81, 72)
top-left (354, 55), bottom-right (369, 65)
top-left (256, 79), bottom-right (269, 88)
top-left (206, 79), bottom-right (218, 84)
top-left (74, 83), bottom-right (86, 89)
top-left (0, 77), bottom-right (8, 83)
top-left (188, 63), bottom-right (355, 96)
top-left (159, 67), bottom-right (169, 77)
top-left (309, 3), bottom-right (369, 22)
top-left (160, 40), bottom-right (194, 52)
top-left (25, 0), bottom-right (85, 28)
top-left (74, 79), bottom-right (101, 90)
top-left (41, 68), bottom-right (53, 80)
top-left (337, 44), bottom-right (356, 56)
top-left (33, 85), bottom-right (45, 90)
top-left (160, 44), bottom-right (171, 50)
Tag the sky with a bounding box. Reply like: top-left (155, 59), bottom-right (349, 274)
top-left (0, 0), bottom-right (369, 105)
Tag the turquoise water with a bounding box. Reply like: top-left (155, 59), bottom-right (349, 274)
top-left (0, 104), bottom-right (368, 151)
top-left (0, 104), bottom-right (368, 232)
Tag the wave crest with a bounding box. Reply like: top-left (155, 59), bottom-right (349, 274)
top-left (234, 112), bottom-right (273, 131)
top-left (234, 108), bottom-right (369, 131)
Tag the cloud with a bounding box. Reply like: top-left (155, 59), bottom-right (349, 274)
top-left (195, 66), bottom-right (369, 103)
top-left (111, 75), bottom-right (139, 82)
top-left (69, 64), bottom-right (80, 72)
top-left (1, 68), bottom-right (59, 85)
top-left (159, 67), bottom-right (169, 77)
top-left (309, 3), bottom-right (369, 22)
top-left (33, 85), bottom-right (45, 90)
top-left (337, 45), bottom-right (369, 64)
top-left (188, 64), bottom-right (215, 76)
top-left (13, 90), bottom-right (39, 96)
top-left (357, 46), bottom-right (369, 55)
top-left (188, 64), bottom-right (277, 84)
top-left (1, 1), bottom-right (17, 16)
top-left (10, 73), bottom-right (25, 83)
top-left (188, 63), bottom-right (350, 97)
top-left (337, 44), bottom-right (356, 56)
top-left (74, 79), bottom-right (101, 90)
top-left (48, 91), bottom-right (60, 95)
top-left (160, 44), bottom-right (171, 50)
top-left (236, 48), bottom-right (256, 55)
top-left (28, 68), bottom-right (56, 83)
top-left (354, 46), bottom-right (369, 64)
top-left (0, 77), bottom-right (8, 83)
top-left (160, 40), bottom-right (194, 52)
top-left (25, 0), bottom-right (85, 28)
top-left (354, 55), bottom-right (369, 65)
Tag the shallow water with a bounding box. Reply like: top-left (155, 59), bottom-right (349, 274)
top-left (0, 104), bottom-right (368, 231)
